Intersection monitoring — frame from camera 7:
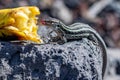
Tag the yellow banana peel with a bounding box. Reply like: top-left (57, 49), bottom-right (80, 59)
top-left (0, 6), bottom-right (43, 43)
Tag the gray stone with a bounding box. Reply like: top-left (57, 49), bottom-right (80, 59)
top-left (0, 38), bottom-right (103, 80)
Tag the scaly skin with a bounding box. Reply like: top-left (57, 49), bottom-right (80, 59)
top-left (41, 18), bottom-right (107, 78)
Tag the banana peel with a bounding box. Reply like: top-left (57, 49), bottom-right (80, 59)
top-left (0, 6), bottom-right (43, 43)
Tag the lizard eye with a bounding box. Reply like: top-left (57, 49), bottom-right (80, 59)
top-left (57, 24), bottom-right (60, 27)
top-left (53, 23), bottom-right (60, 28)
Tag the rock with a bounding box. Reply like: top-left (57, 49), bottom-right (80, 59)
top-left (0, 38), bottom-right (103, 80)
top-left (105, 49), bottom-right (120, 80)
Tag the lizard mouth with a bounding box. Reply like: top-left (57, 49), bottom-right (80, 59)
top-left (40, 17), bottom-right (60, 26)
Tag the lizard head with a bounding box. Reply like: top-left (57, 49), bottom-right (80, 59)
top-left (40, 17), bottom-right (63, 28)
top-left (39, 17), bottom-right (67, 44)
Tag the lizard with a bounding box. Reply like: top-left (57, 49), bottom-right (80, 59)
top-left (40, 18), bottom-right (107, 78)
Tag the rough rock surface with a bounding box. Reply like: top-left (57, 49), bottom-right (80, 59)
top-left (105, 49), bottom-right (120, 80)
top-left (0, 38), bottom-right (102, 80)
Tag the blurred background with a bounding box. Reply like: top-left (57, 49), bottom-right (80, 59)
top-left (0, 0), bottom-right (120, 80)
